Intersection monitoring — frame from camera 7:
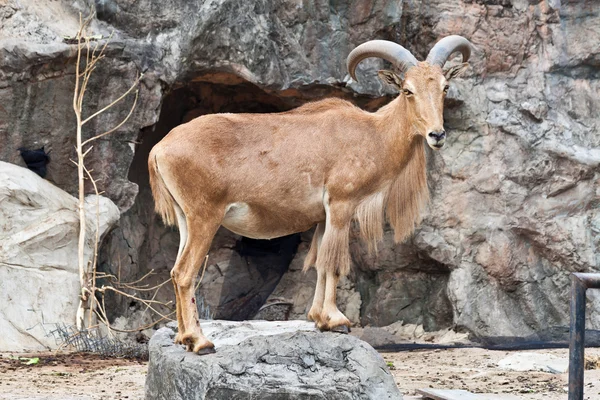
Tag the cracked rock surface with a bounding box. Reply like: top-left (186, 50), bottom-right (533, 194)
top-left (1, 0), bottom-right (600, 343)
top-left (146, 321), bottom-right (402, 400)
top-left (0, 161), bottom-right (120, 351)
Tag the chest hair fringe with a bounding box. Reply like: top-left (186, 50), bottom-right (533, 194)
top-left (355, 140), bottom-right (429, 251)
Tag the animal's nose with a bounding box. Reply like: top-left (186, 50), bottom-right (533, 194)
top-left (428, 130), bottom-right (446, 141)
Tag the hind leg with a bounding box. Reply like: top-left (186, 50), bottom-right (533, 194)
top-left (172, 205), bottom-right (188, 344)
top-left (171, 212), bottom-right (222, 354)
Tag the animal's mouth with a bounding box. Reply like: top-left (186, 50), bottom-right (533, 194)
top-left (426, 136), bottom-right (445, 150)
top-left (428, 141), bottom-right (445, 150)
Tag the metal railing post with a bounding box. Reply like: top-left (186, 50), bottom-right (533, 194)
top-left (568, 272), bottom-right (600, 400)
top-left (569, 275), bottom-right (587, 400)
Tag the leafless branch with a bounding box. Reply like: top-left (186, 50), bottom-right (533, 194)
top-left (81, 73), bottom-right (142, 127)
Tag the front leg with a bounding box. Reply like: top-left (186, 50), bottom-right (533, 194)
top-left (318, 269), bottom-right (351, 332)
top-left (307, 267), bottom-right (326, 325)
top-left (313, 201), bottom-right (352, 333)
top-left (306, 223), bottom-right (326, 325)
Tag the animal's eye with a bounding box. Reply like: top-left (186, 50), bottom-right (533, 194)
top-left (403, 88), bottom-right (413, 96)
top-left (443, 85), bottom-right (450, 93)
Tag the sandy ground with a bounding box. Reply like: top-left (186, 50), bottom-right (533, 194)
top-left (1, 348), bottom-right (599, 399)
top-left (384, 347), bottom-right (600, 400)
top-left (0, 353), bottom-right (146, 400)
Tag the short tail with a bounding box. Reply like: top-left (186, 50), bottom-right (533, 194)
top-left (148, 149), bottom-right (178, 227)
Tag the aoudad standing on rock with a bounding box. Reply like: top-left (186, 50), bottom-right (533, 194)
top-left (149, 35), bottom-right (473, 354)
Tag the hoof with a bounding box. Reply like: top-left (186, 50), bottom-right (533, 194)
top-left (195, 346), bottom-right (216, 355)
top-left (318, 309), bottom-right (351, 333)
top-left (181, 331), bottom-right (214, 354)
top-left (174, 333), bottom-right (184, 345)
top-left (317, 322), bottom-right (351, 334)
top-left (331, 325), bottom-right (350, 334)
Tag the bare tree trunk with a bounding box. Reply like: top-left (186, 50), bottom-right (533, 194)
top-left (69, 11), bottom-right (177, 335)
top-left (72, 16), bottom-right (88, 329)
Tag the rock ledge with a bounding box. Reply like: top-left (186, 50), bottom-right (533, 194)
top-left (146, 320), bottom-right (402, 400)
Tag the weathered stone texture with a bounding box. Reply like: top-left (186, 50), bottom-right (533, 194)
top-left (269, 0), bottom-right (600, 339)
top-left (0, 161), bottom-right (119, 351)
top-left (0, 0), bottom-right (163, 211)
top-left (1, 0), bottom-right (599, 341)
top-left (146, 321), bottom-right (402, 400)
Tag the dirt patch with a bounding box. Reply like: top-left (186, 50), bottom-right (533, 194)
top-left (2, 348), bottom-right (600, 399)
top-left (0, 352), bottom-right (146, 400)
top-left (0, 352), bottom-right (142, 373)
top-left (384, 347), bottom-right (600, 400)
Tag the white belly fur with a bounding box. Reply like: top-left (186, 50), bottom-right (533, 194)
top-left (222, 202), bottom-right (250, 230)
top-left (221, 201), bottom-right (318, 240)
top-left (222, 202), bottom-right (274, 239)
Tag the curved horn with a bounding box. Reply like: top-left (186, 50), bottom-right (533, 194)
top-left (426, 35), bottom-right (472, 67)
top-left (347, 40), bottom-right (418, 81)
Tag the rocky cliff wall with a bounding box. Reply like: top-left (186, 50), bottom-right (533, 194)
top-left (1, 0), bottom-right (598, 340)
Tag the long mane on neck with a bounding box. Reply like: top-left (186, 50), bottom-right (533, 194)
top-left (354, 137), bottom-right (429, 251)
top-left (385, 139), bottom-right (429, 242)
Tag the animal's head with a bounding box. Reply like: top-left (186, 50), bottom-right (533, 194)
top-left (347, 36), bottom-right (472, 150)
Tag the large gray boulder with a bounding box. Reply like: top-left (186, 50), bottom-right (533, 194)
top-left (0, 161), bottom-right (120, 351)
top-left (146, 320), bottom-right (402, 400)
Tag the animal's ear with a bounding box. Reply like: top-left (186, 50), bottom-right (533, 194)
top-left (377, 70), bottom-right (403, 90)
top-left (444, 62), bottom-right (469, 80)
